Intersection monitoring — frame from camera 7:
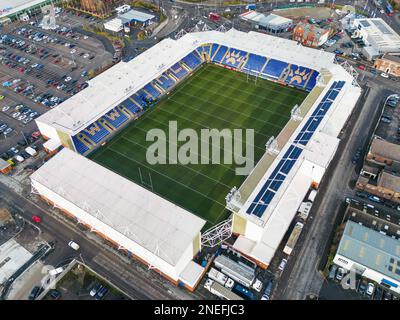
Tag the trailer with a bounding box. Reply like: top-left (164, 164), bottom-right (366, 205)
top-left (204, 279), bottom-right (243, 300)
top-left (283, 222), bottom-right (304, 255)
top-left (232, 283), bottom-right (257, 300)
top-left (214, 255), bottom-right (255, 287)
top-left (297, 201), bottom-right (312, 220)
top-left (208, 267), bottom-right (227, 286)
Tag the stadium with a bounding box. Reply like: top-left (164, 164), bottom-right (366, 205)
top-left (32, 29), bottom-right (362, 290)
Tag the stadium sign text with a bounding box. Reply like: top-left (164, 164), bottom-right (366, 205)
top-left (146, 121), bottom-right (254, 175)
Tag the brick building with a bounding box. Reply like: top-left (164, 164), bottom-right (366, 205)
top-left (374, 54), bottom-right (400, 77)
top-left (292, 22), bottom-right (330, 48)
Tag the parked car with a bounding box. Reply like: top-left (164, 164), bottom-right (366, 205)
top-left (28, 286), bottom-right (42, 300)
top-left (95, 286), bottom-right (108, 300)
top-left (68, 240), bottom-right (80, 250)
top-left (31, 215), bottom-right (41, 223)
top-left (90, 283), bottom-right (102, 297)
top-left (50, 289), bottom-right (61, 300)
top-left (261, 281), bottom-right (273, 300)
top-left (366, 283), bottom-right (375, 296)
top-left (381, 73), bottom-right (389, 79)
top-left (336, 267), bottom-right (345, 281)
top-left (278, 258), bottom-right (287, 272)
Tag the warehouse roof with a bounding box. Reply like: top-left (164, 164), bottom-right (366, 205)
top-left (369, 137), bottom-right (400, 162)
top-left (30, 148), bottom-right (206, 266)
top-left (337, 220), bottom-right (400, 283)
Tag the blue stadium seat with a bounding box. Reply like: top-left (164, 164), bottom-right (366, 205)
top-left (170, 62), bottom-right (188, 79)
top-left (103, 107), bottom-right (128, 129)
top-left (157, 73), bottom-right (175, 91)
top-left (221, 48), bottom-right (248, 68)
top-left (305, 71), bottom-right (319, 91)
top-left (243, 54), bottom-right (267, 74)
top-left (284, 64), bottom-right (313, 88)
top-left (84, 121), bottom-right (110, 144)
top-left (72, 135), bottom-right (89, 154)
top-left (210, 44), bottom-right (219, 59)
top-left (212, 45), bottom-right (228, 63)
top-left (262, 59), bottom-right (288, 79)
top-left (143, 83), bottom-right (161, 98)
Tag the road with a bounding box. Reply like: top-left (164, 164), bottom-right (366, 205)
top-left (0, 181), bottom-right (200, 300)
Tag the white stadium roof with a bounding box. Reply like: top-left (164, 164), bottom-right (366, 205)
top-left (0, 0), bottom-right (48, 19)
top-left (36, 29), bottom-right (335, 136)
top-left (31, 148), bottom-right (206, 266)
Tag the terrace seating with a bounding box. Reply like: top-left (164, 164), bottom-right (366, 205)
top-left (181, 52), bottom-right (202, 70)
top-left (212, 45), bottom-right (228, 63)
top-left (84, 121), bottom-right (110, 144)
top-left (72, 135), bottom-right (90, 154)
top-left (103, 107), bottom-right (128, 129)
top-left (200, 44), bottom-right (211, 57)
top-left (221, 48), bottom-right (248, 68)
top-left (262, 59), bottom-right (288, 79)
top-left (243, 54), bottom-right (267, 74)
top-left (156, 73), bottom-right (175, 91)
top-left (121, 97), bottom-right (142, 115)
top-left (143, 83), bottom-right (161, 99)
top-left (170, 62), bottom-right (188, 79)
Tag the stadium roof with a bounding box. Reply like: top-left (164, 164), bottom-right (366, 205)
top-left (30, 148), bottom-right (206, 266)
top-left (337, 220), bottom-right (400, 283)
top-left (36, 29), bottom-right (335, 136)
top-left (119, 9), bottom-right (155, 23)
top-left (0, 0), bottom-right (48, 19)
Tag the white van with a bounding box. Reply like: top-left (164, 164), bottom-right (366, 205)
top-left (68, 241), bottom-right (80, 251)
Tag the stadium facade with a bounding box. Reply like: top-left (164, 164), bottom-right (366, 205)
top-left (33, 29), bottom-right (362, 288)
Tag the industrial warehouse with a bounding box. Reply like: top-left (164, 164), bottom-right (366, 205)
top-left (32, 28), bottom-right (361, 289)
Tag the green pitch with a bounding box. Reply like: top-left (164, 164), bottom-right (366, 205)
top-left (89, 64), bottom-right (308, 229)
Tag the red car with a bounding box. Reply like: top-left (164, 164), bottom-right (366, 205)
top-left (31, 215), bottom-right (41, 223)
top-left (358, 65), bottom-right (366, 71)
